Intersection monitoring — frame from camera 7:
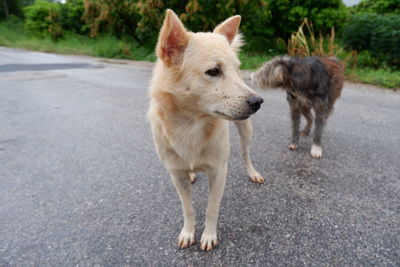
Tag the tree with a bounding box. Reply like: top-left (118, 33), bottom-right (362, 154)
top-left (350, 0), bottom-right (400, 14)
top-left (22, 0), bottom-right (35, 6)
top-left (1, 0), bottom-right (23, 19)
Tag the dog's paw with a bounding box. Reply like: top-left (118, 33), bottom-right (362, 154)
top-left (188, 172), bottom-right (196, 184)
top-left (289, 143), bottom-right (298, 151)
top-left (249, 172), bottom-right (264, 184)
top-left (200, 232), bottom-right (219, 251)
top-left (311, 144), bottom-right (322, 159)
top-left (177, 228), bottom-right (195, 249)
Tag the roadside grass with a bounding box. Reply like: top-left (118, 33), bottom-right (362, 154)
top-left (0, 21), bottom-right (398, 89)
top-left (239, 52), bottom-right (273, 70)
top-left (0, 22), bottom-right (156, 61)
top-left (347, 67), bottom-right (400, 89)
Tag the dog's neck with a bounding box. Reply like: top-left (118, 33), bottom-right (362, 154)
top-left (154, 89), bottom-right (220, 130)
top-left (153, 89), bottom-right (225, 164)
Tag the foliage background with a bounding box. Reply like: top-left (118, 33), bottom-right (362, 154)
top-left (343, 13), bottom-right (400, 67)
top-left (1, 0), bottom-right (400, 87)
top-left (6, 0), bottom-right (349, 51)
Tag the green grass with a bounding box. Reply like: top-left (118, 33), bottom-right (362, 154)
top-left (0, 21), bottom-right (398, 89)
top-left (0, 21), bottom-right (156, 62)
top-left (348, 67), bottom-right (400, 89)
top-left (239, 52), bottom-right (273, 70)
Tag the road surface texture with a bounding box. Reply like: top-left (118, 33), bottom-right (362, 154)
top-left (0, 47), bottom-right (399, 266)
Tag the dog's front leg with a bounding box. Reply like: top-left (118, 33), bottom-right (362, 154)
top-left (170, 170), bottom-right (196, 248)
top-left (287, 95), bottom-right (301, 151)
top-left (200, 166), bottom-right (227, 251)
top-left (234, 120), bottom-right (264, 183)
top-left (311, 101), bottom-right (328, 159)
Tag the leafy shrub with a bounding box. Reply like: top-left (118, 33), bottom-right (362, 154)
top-left (134, 0), bottom-right (346, 51)
top-left (357, 50), bottom-right (382, 69)
top-left (74, 0), bottom-right (348, 51)
top-left (133, 0), bottom-right (167, 45)
top-left (82, 0), bottom-right (139, 38)
top-left (350, 0), bottom-right (400, 15)
top-left (24, 0), bottom-right (86, 39)
top-left (181, 0), bottom-right (273, 51)
top-left (134, 0), bottom-right (273, 50)
top-left (24, 0), bottom-right (63, 39)
top-left (343, 13), bottom-right (400, 68)
top-left (268, 0), bottom-right (348, 41)
top-left (21, 0), bottom-right (349, 53)
top-left (60, 0), bottom-right (86, 34)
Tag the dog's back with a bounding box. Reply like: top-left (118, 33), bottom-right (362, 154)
top-left (252, 56), bottom-right (344, 106)
top-left (280, 56), bottom-right (344, 109)
top-left (289, 57), bottom-right (330, 100)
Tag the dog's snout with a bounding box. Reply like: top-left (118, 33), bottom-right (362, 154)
top-left (247, 95), bottom-right (264, 112)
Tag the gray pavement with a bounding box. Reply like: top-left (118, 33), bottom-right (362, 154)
top-left (0, 46), bottom-right (399, 266)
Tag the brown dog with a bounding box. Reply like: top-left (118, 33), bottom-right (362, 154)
top-left (251, 56), bottom-right (344, 158)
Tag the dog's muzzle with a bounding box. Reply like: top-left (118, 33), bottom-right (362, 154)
top-left (247, 95), bottom-right (264, 112)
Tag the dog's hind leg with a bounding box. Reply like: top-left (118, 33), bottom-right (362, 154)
top-left (301, 106), bottom-right (313, 136)
top-left (170, 170), bottom-right (196, 248)
top-left (287, 95), bottom-right (301, 151)
top-left (234, 120), bottom-right (264, 184)
top-left (311, 100), bottom-right (328, 159)
top-left (201, 166), bottom-right (228, 251)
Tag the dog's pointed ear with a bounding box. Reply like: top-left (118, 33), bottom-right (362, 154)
top-left (156, 9), bottom-right (189, 66)
top-left (213, 15), bottom-right (241, 44)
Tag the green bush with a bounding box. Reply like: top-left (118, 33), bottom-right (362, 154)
top-left (134, 0), bottom-right (176, 46)
top-left (24, 0), bottom-right (63, 39)
top-left (134, 0), bottom-right (347, 51)
top-left (60, 0), bottom-right (86, 34)
top-left (350, 0), bottom-right (400, 15)
top-left (343, 13), bottom-right (400, 68)
top-left (134, 0), bottom-right (274, 50)
top-left (357, 50), bottom-right (382, 69)
top-left (23, 0), bottom-right (86, 39)
top-left (82, 0), bottom-right (139, 38)
top-left (21, 0), bottom-right (349, 53)
top-left (182, 0), bottom-right (273, 51)
top-left (268, 0), bottom-right (348, 41)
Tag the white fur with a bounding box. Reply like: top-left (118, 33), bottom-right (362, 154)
top-left (231, 33), bottom-right (244, 52)
top-left (148, 10), bottom-right (264, 251)
top-left (311, 144), bottom-right (322, 159)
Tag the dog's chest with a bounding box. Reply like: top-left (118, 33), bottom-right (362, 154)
top-left (168, 119), bottom-right (229, 170)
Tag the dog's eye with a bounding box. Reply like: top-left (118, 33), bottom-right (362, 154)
top-left (205, 67), bottom-right (222, 77)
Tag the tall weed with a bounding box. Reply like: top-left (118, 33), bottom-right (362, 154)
top-left (286, 19), bottom-right (341, 57)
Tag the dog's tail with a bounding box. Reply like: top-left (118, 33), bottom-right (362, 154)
top-left (251, 56), bottom-right (290, 90)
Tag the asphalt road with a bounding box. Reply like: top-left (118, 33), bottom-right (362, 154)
top-left (0, 47), bottom-right (399, 266)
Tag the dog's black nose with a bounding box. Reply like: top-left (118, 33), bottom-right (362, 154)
top-left (247, 95), bottom-right (264, 112)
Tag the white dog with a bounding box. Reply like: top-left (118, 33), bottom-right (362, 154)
top-left (148, 9), bottom-right (264, 251)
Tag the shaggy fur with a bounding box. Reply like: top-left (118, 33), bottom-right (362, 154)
top-left (251, 56), bottom-right (344, 158)
top-left (148, 10), bottom-right (264, 251)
